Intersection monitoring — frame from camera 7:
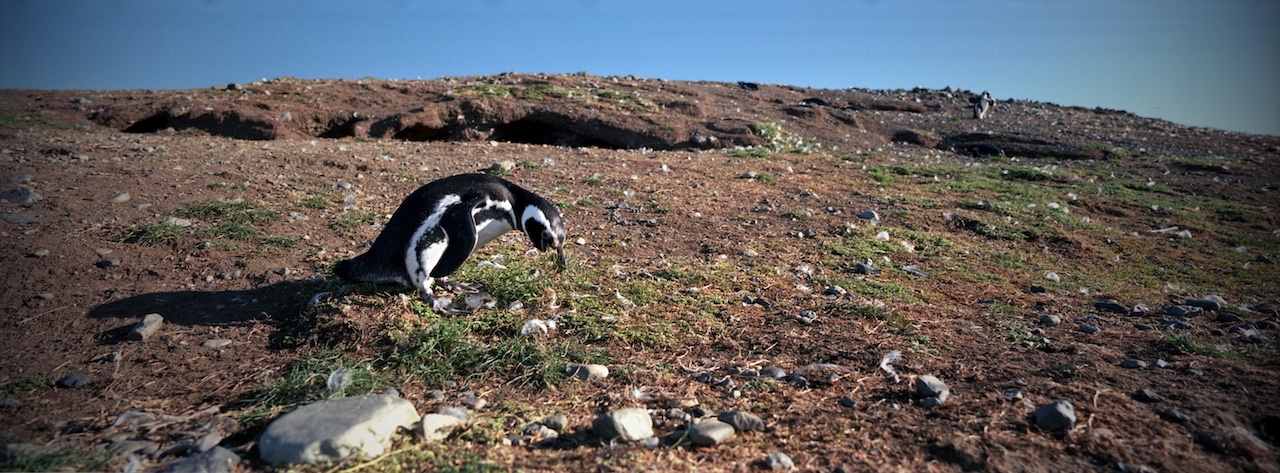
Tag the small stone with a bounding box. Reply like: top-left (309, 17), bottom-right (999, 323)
top-left (902, 266), bottom-right (927, 277)
top-left (6, 173), bottom-right (33, 183)
top-left (158, 446), bottom-right (239, 473)
top-left (1215, 313), bottom-right (1243, 323)
top-left (1094, 300), bottom-right (1129, 314)
top-left (914, 375), bottom-right (950, 404)
top-left (1044, 272), bottom-right (1061, 283)
top-left (858, 210), bottom-right (880, 223)
top-left (1119, 359), bottom-right (1147, 369)
top-left (57, 373), bottom-right (89, 389)
top-left (1163, 305), bottom-right (1203, 317)
top-left (543, 413), bottom-right (568, 432)
top-left (108, 193), bottom-right (131, 204)
top-left (128, 313), bottom-right (164, 341)
top-left (1038, 314), bottom-right (1061, 326)
top-left (760, 367), bottom-right (787, 379)
top-left (97, 258), bottom-right (121, 268)
top-left (425, 390), bottom-right (445, 400)
top-left (0, 188), bottom-right (42, 206)
top-left (852, 262), bottom-right (881, 275)
top-left (1159, 408), bottom-right (1189, 424)
top-left (716, 411), bottom-right (765, 432)
top-left (1001, 389), bottom-right (1023, 401)
top-left (565, 363), bottom-right (609, 381)
top-left (838, 396), bottom-right (858, 408)
top-left (258, 395), bottom-right (421, 465)
top-left (1154, 359), bottom-right (1172, 369)
top-left (31, 248), bottom-right (49, 257)
top-left (741, 249), bottom-right (759, 257)
top-left (419, 413), bottom-right (464, 441)
top-left (1186, 298), bottom-right (1221, 311)
top-left (689, 419), bottom-right (736, 446)
top-left (106, 439), bottom-right (160, 456)
top-left (165, 217), bottom-right (192, 227)
top-left (195, 431), bottom-right (224, 453)
top-left (201, 339), bottom-right (232, 349)
top-left (765, 452), bottom-right (795, 470)
top-left (593, 408), bottom-right (654, 442)
top-left (1078, 323), bottom-right (1100, 334)
top-left (1, 213), bottom-right (38, 224)
top-left (1034, 400), bottom-right (1076, 431)
top-left (437, 406), bottom-right (469, 422)
top-left (1134, 324), bottom-right (1155, 331)
top-left (1132, 389), bottom-right (1164, 403)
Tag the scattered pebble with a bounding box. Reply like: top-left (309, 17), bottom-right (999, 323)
top-left (914, 375), bottom-right (950, 406)
top-left (0, 188), bottom-right (42, 206)
top-left (108, 193), bottom-right (131, 204)
top-left (765, 452), bottom-right (795, 471)
top-left (565, 363), bottom-right (609, 381)
top-left (858, 210), bottom-right (880, 224)
top-left (437, 406), bottom-right (469, 422)
top-left (1133, 389), bottom-right (1164, 403)
top-left (1044, 272), bottom-right (1060, 283)
top-left (1094, 300), bottom-right (1129, 314)
top-left (1, 213), bottom-right (38, 224)
top-left (902, 266), bottom-right (927, 277)
top-left (689, 419), bottom-right (736, 446)
top-left (1034, 400), bottom-right (1076, 432)
top-left (129, 313), bottom-right (165, 341)
top-left (1154, 359), bottom-right (1172, 369)
top-left (1119, 359), bottom-right (1147, 369)
top-left (852, 262), bottom-right (881, 275)
top-left (1163, 305), bottom-right (1203, 317)
top-left (717, 411), bottom-right (766, 432)
top-left (1038, 314), bottom-right (1061, 326)
top-left (759, 367), bottom-right (787, 379)
top-left (839, 396), bottom-right (858, 408)
top-left (1160, 408), bottom-right (1190, 424)
top-left (97, 258), bottom-right (121, 268)
top-left (57, 373), bottom-right (90, 389)
top-left (1001, 389), bottom-right (1023, 401)
top-left (543, 413), bottom-right (568, 432)
top-left (201, 339), bottom-right (232, 349)
top-left (1185, 298), bottom-right (1221, 311)
top-left (1078, 323), bottom-right (1100, 334)
top-left (593, 408), bottom-right (654, 442)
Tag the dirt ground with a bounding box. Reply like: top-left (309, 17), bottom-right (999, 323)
top-left (1, 74), bottom-right (1279, 472)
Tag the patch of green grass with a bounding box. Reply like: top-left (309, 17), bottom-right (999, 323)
top-left (782, 209), bottom-right (809, 220)
top-left (124, 222), bottom-right (187, 246)
top-left (750, 172), bottom-right (775, 183)
top-left (175, 200), bottom-right (280, 225)
top-left (329, 210), bottom-right (378, 230)
top-left (261, 236), bottom-right (298, 248)
top-left (0, 376), bottom-right (48, 397)
top-left (749, 122), bottom-right (818, 153)
top-left (237, 349), bottom-right (389, 427)
top-left (0, 110), bottom-right (72, 131)
top-left (584, 176), bottom-right (604, 187)
top-left (867, 166), bottom-right (897, 186)
top-left (300, 195), bottom-right (330, 209)
top-left (523, 84), bottom-right (573, 100)
top-left (0, 444), bottom-right (112, 472)
top-left (1160, 333), bottom-right (1247, 360)
top-left (209, 222), bottom-right (257, 241)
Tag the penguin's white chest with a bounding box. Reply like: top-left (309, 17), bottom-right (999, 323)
top-left (473, 199), bottom-right (515, 248)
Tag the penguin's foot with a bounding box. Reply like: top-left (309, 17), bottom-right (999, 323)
top-left (437, 278), bottom-right (480, 295)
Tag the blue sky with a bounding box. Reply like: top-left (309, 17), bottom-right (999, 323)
top-left (2, 0), bottom-right (1277, 136)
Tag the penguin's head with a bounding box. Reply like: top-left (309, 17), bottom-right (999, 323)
top-left (520, 201), bottom-right (567, 268)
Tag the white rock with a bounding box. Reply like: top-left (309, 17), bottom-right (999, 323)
top-left (689, 418), bottom-right (736, 446)
top-left (128, 313), bottom-right (164, 341)
top-left (419, 413), bottom-right (464, 441)
top-left (592, 407), bottom-right (653, 442)
top-left (565, 363), bottom-right (608, 381)
top-left (258, 394), bottom-right (421, 465)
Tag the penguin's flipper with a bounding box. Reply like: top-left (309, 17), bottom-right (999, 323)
top-left (428, 198), bottom-right (481, 278)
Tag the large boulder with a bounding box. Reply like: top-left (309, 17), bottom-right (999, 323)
top-left (258, 393), bottom-right (420, 465)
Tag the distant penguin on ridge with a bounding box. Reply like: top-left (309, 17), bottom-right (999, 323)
top-left (973, 91), bottom-right (994, 120)
top-left (334, 173), bottom-right (566, 301)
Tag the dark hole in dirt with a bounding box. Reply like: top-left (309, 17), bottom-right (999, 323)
top-left (123, 112), bottom-right (171, 134)
top-left (394, 124), bottom-right (450, 142)
top-left (489, 118), bottom-right (619, 149)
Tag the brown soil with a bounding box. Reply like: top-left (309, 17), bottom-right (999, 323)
top-left (1, 73), bottom-right (1278, 472)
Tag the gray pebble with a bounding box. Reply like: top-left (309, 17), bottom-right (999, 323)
top-left (665, 408), bottom-right (690, 422)
top-left (1034, 400), bottom-right (1076, 431)
top-left (1133, 389), bottom-right (1164, 403)
top-left (57, 373), bottom-right (89, 389)
top-left (437, 406), bottom-right (469, 422)
top-left (128, 313), bottom-right (164, 341)
top-left (1163, 305), bottom-right (1203, 317)
top-left (741, 249), bottom-right (759, 257)
top-left (201, 339), bottom-right (232, 349)
top-left (1001, 389), bottom-right (1023, 401)
top-left (6, 173), bottom-right (32, 183)
top-left (852, 262), bottom-right (881, 275)
top-left (1038, 314), bottom-right (1061, 326)
top-left (717, 411), bottom-right (766, 432)
top-left (1119, 359), bottom-right (1147, 369)
top-left (592, 408), bottom-right (654, 442)
top-left (543, 413), bottom-right (568, 432)
top-left (1154, 359), bottom-right (1172, 369)
top-left (1, 213), bottom-right (38, 224)
top-left (1078, 323), bottom-right (1100, 334)
top-left (1160, 408), bottom-right (1189, 424)
top-left (796, 310), bottom-right (818, 325)
top-left (914, 375), bottom-right (950, 404)
top-left (838, 396), bottom-right (858, 408)
top-left (158, 446), bottom-right (239, 473)
top-left (1094, 300), bottom-right (1130, 314)
top-left (760, 367), bottom-right (787, 379)
top-left (765, 452), bottom-right (795, 470)
top-left (195, 431), bottom-right (224, 452)
top-left (1182, 297), bottom-right (1223, 311)
top-left (689, 419), bottom-right (736, 446)
top-left (0, 188), bottom-right (42, 206)
top-left (857, 210), bottom-right (880, 223)
top-left (565, 363), bottom-right (609, 381)
top-left (97, 258), bottom-right (121, 268)
top-left (108, 193), bottom-right (131, 204)
top-left (425, 390), bottom-right (445, 400)
top-left (1134, 324), bottom-right (1154, 331)
top-left (105, 439), bottom-right (159, 456)
top-left (1215, 313), bottom-right (1243, 323)
top-left (902, 266), bottom-right (927, 277)
top-left (1258, 319), bottom-right (1280, 330)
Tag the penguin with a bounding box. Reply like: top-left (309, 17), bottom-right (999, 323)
top-left (334, 173), bottom-right (566, 300)
top-left (973, 91), bottom-right (994, 120)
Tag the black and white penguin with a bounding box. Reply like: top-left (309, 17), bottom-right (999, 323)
top-left (334, 173), bottom-right (566, 300)
top-left (973, 91), bottom-right (994, 120)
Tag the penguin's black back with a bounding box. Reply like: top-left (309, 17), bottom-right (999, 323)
top-left (334, 173), bottom-right (546, 286)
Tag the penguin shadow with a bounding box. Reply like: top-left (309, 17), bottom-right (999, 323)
top-left (86, 279), bottom-right (327, 347)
